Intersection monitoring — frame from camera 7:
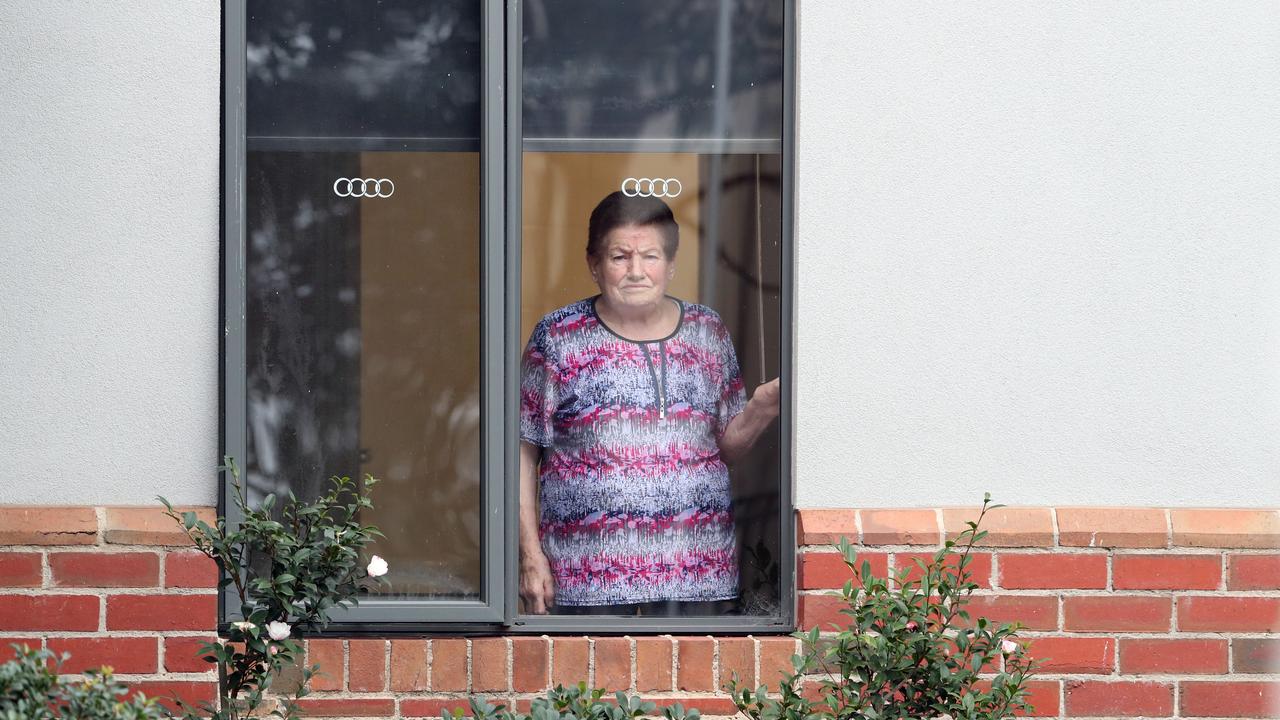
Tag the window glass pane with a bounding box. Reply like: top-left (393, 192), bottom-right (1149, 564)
top-left (244, 0), bottom-right (483, 601)
top-left (246, 0), bottom-right (481, 139)
top-left (519, 0), bottom-right (785, 620)
top-left (522, 0), bottom-right (784, 141)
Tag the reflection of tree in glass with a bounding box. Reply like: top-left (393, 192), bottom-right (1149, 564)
top-left (245, 153), bottom-right (361, 506)
top-left (522, 0), bottom-right (784, 139)
top-left (246, 0), bottom-right (481, 138)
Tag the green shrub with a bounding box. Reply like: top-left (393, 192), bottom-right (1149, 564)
top-left (728, 495), bottom-right (1037, 720)
top-left (160, 458), bottom-right (387, 720)
top-left (0, 644), bottom-right (168, 720)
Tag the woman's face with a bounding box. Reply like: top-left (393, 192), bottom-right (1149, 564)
top-left (590, 224), bottom-right (674, 312)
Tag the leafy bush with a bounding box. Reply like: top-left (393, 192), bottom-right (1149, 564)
top-left (160, 458), bottom-right (387, 720)
top-left (0, 644), bottom-right (168, 719)
top-left (729, 495), bottom-right (1037, 720)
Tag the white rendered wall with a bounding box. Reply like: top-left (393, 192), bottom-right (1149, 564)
top-left (0, 3), bottom-right (221, 504)
top-left (795, 2), bottom-right (1280, 507)
top-left (1, 3), bottom-right (1277, 507)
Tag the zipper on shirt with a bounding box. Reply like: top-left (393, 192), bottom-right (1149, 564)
top-left (639, 341), bottom-right (667, 419)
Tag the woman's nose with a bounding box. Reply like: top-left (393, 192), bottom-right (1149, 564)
top-left (627, 257), bottom-right (644, 277)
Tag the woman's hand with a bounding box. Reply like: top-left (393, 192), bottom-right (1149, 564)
top-left (519, 548), bottom-right (556, 614)
top-left (518, 441), bottom-right (555, 614)
top-left (748, 378), bottom-right (781, 419)
top-left (718, 377), bottom-right (782, 464)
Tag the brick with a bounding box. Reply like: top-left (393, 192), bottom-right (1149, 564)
top-left (103, 506), bottom-right (217, 546)
top-left (676, 636), bottom-right (714, 691)
top-left (944, 507), bottom-right (1054, 548)
top-left (798, 593), bottom-right (847, 631)
top-left (293, 698), bottom-right (396, 717)
top-left (1063, 596), bottom-right (1171, 632)
top-left (861, 509), bottom-right (939, 545)
top-left (1228, 554), bottom-right (1280, 590)
top-left (797, 509), bottom-right (858, 545)
top-left (0, 594), bottom-right (99, 631)
top-left (1025, 637), bottom-right (1115, 674)
top-left (0, 552), bottom-right (42, 587)
top-left (48, 637), bottom-right (157, 674)
top-left (1234, 638), bottom-right (1280, 674)
top-left (164, 551), bottom-right (218, 588)
top-left (1057, 507), bottom-right (1167, 548)
top-left (401, 699), bottom-right (474, 718)
top-left (272, 655), bottom-right (306, 696)
top-left (635, 637), bottom-right (672, 692)
top-left (307, 639), bottom-right (344, 691)
top-left (388, 639), bottom-right (428, 692)
top-left (126, 680), bottom-right (217, 714)
top-left (164, 636), bottom-right (218, 673)
top-left (592, 637), bottom-right (631, 692)
top-left (897, 551), bottom-right (993, 588)
top-left (471, 637), bottom-right (508, 692)
top-left (0, 507), bottom-right (97, 545)
top-left (50, 551), bottom-right (158, 587)
top-left (998, 553), bottom-right (1105, 589)
top-left (1112, 553), bottom-right (1221, 590)
top-left (718, 637), bottom-right (754, 690)
top-left (800, 551), bottom-right (888, 589)
top-left (758, 637), bottom-right (798, 684)
top-left (348, 638), bottom-right (386, 692)
top-left (1064, 680), bottom-right (1172, 717)
top-left (551, 637), bottom-right (588, 688)
top-left (512, 636), bottom-right (548, 692)
top-left (1172, 509), bottom-right (1280, 549)
top-left (106, 594), bottom-right (215, 630)
top-left (1178, 596), bottom-right (1280, 632)
top-left (1117, 638), bottom-right (1227, 674)
top-left (431, 638), bottom-right (467, 691)
top-left (0, 638), bottom-right (40, 662)
top-left (961, 595), bottom-right (1058, 631)
top-left (1018, 680), bottom-right (1061, 717)
top-left (1181, 681), bottom-right (1280, 718)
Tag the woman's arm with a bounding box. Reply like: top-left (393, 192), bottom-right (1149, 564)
top-left (518, 440), bottom-right (555, 614)
top-left (718, 377), bottom-right (781, 464)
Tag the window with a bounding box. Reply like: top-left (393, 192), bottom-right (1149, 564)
top-left (222, 0), bottom-right (793, 632)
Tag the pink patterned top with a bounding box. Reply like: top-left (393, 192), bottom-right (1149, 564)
top-left (520, 297), bottom-right (747, 606)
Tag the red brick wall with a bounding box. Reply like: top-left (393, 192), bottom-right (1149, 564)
top-left (2, 506), bottom-right (1277, 718)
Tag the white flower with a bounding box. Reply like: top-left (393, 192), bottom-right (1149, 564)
top-left (366, 555), bottom-right (389, 578)
top-left (230, 621), bottom-right (255, 634)
top-left (1001, 639), bottom-right (1019, 654)
top-left (266, 620), bottom-right (291, 641)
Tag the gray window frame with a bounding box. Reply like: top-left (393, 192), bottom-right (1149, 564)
top-left (220, 0), bottom-right (796, 634)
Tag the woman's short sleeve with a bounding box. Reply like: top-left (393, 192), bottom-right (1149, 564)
top-left (519, 320), bottom-right (559, 447)
top-left (714, 317), bottom-right (748, 438)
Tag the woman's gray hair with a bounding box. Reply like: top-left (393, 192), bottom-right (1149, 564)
top-left (587, 191), bottom-right (679, 260)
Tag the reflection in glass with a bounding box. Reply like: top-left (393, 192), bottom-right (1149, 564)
top-left (522, 0), bottom-right (784, 141)
top-left (246, 151), bottom-right (483, 599)
top-left (243, 0), bottom-right (485, 601)
top-left (246, 0), bottom-right (481, 139)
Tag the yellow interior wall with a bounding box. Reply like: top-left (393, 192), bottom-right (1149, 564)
top-left (358, 151), bottom-right (483, 598)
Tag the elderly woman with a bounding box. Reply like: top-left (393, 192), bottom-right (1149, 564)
top-left (519, 190), bottom-right (780, 614)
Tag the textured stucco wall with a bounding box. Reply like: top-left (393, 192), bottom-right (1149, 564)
top-left (0, 2), bottom-right (221, 503)
top-left (795, 2), bottom-right (1280, 506)
top-left (1, 3), bottom-right (1277, 507)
